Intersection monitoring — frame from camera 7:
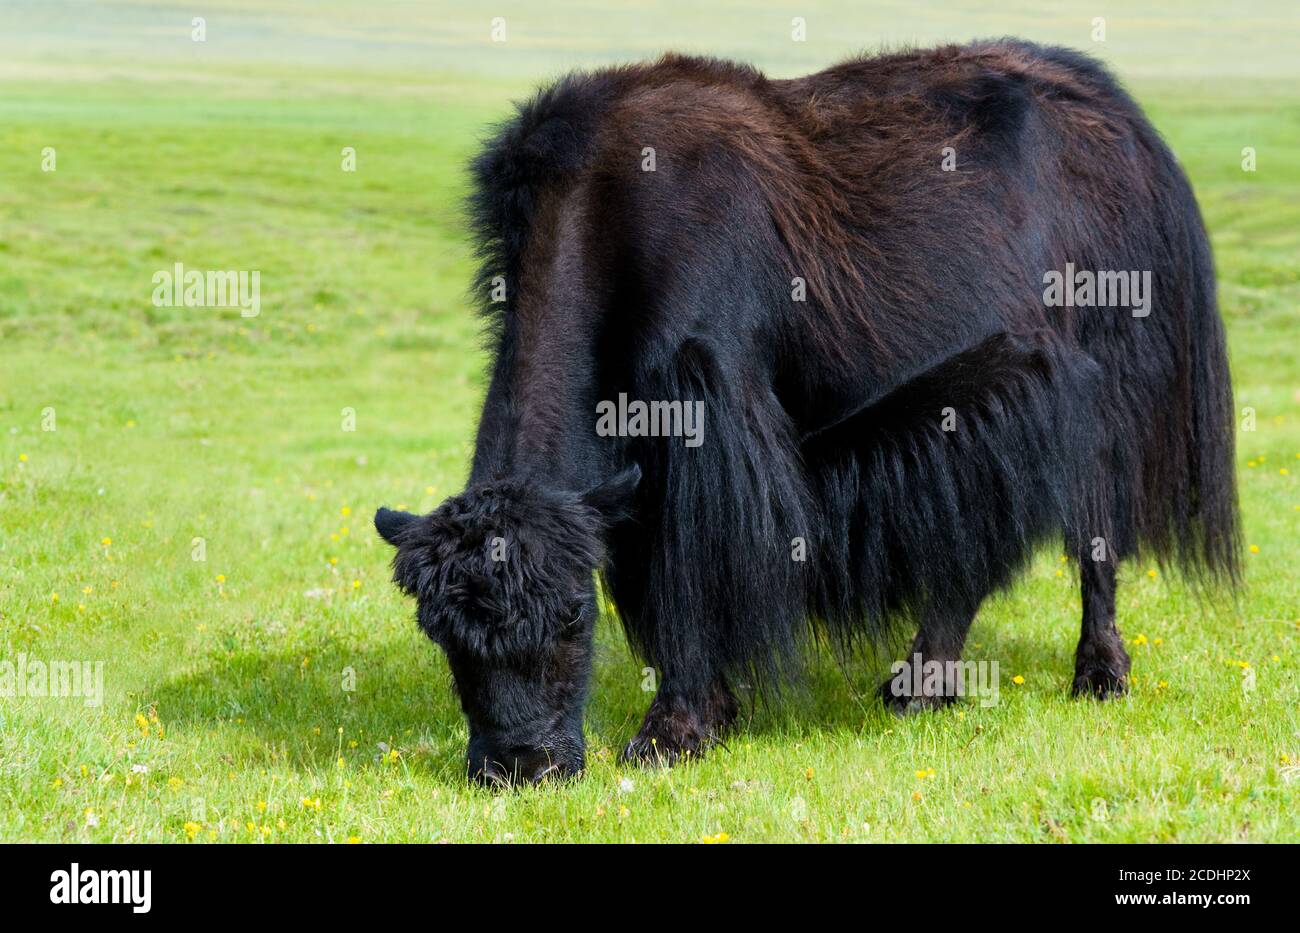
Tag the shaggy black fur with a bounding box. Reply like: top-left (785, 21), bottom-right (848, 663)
top-left (377, 39), bottom-right (1240, 782)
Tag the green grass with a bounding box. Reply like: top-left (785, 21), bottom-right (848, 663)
top-left (0, 1), bottom-right (1297, 843)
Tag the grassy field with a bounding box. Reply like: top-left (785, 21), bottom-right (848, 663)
top-left (0, 1), bottom-right (1297, 843)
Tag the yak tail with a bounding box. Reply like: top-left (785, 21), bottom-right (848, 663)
top-left (1186, 207), bottom-right (1241, 585)
top-left (1140, 169), bottom-right (1242, 587)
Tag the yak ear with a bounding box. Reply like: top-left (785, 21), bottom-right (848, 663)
top-left (374, 507), bottom-right (419, 546)
top-left (581, 464), bottom-right (641, 518)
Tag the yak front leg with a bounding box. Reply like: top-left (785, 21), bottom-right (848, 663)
top-left (622, 675), bottom-right (738, 767)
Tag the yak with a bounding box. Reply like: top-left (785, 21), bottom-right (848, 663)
top-left (375, 39), bottom-right (1239, 785)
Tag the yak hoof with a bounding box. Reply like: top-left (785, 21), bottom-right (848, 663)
top-left (620, 731), bottom-right (702, 768)
top-left (878, 678), bottom-right (959, 716)
top-left (1072, 635), bottom-right (1131, 699)
top-left (1071, 663), bottom-right (1130, 699)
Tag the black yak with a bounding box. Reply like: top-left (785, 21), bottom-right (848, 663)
top-left (375, 39), bottom-right (1239, 784)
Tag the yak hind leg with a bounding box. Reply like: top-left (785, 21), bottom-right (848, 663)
top-left (1071, 553), bottom-right (1130, 698)
top-left (880, 602), bottom-right (978, 715)
top-left (621, 678), bottom-right (738, 768)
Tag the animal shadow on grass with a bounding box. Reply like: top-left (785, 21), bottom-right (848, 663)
top-left (590, 623), bottom-right (1074, 767)
top-left (725, 628), bottom-right (1078, 741)
top-left (148, 639), bottom-right (476, 785)
top-left (145, 629), bottom-right (661, 787)
top-left (147, 622), bottom-right (1073, 785)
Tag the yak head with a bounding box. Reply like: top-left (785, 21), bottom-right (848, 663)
top-left (375, 467), bottom-right (639, 786)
